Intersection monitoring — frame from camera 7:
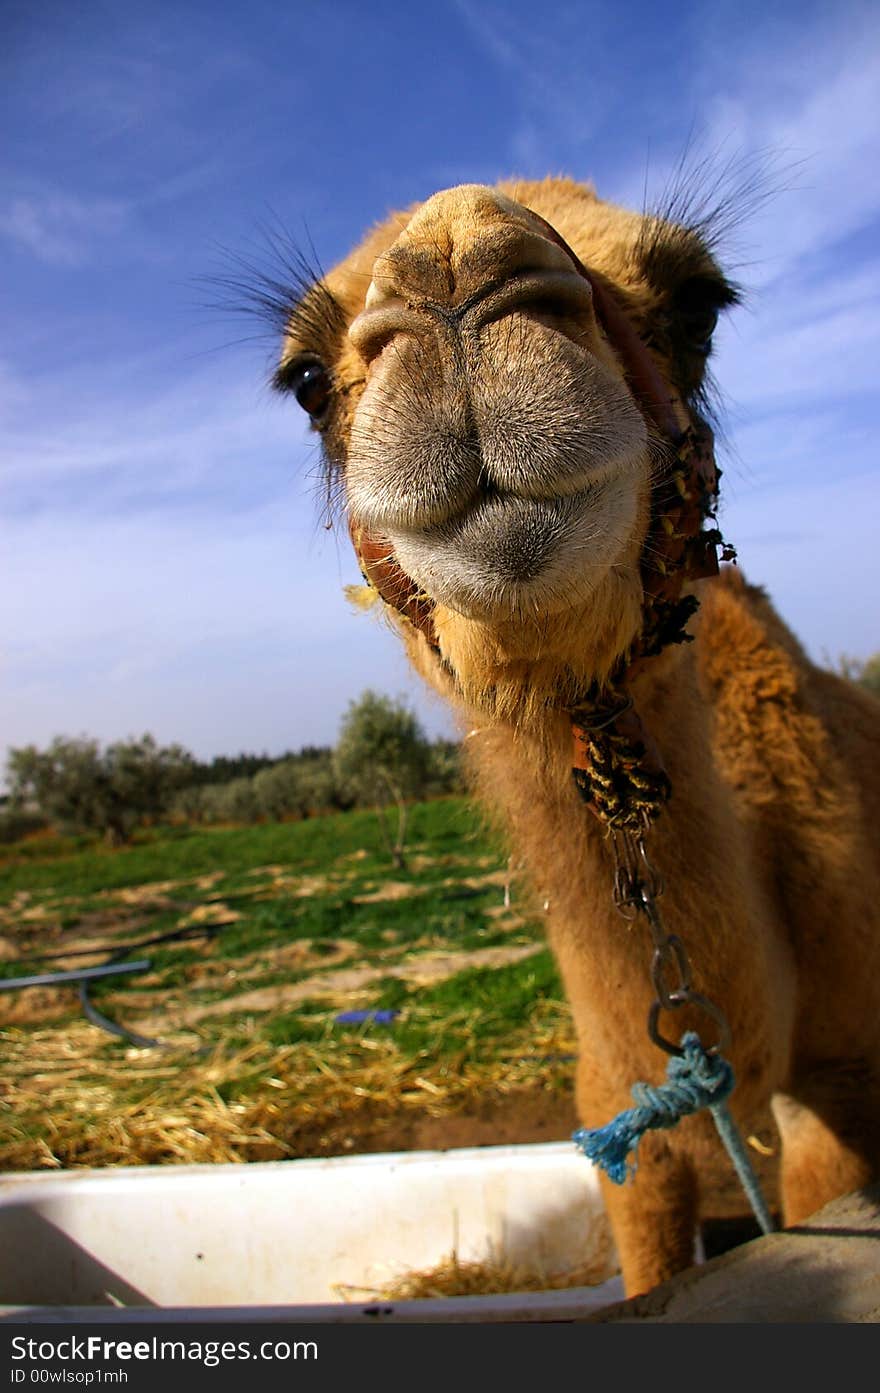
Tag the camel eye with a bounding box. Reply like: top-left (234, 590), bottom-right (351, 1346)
top-left (674, 279), bottom-right (724, 355)
top-left (681, 307), bottom-right (719, 354)
top-left (289, 359), bottom-right (333, 420)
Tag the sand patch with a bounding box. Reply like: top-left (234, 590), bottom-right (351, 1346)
top-left (291, 875), bottom-right (334, 898)
top-left (351, 881), bottom-right (419, 904)
top-left (135, 942), bottom-right (543, 1030)
top-left (177, 902), bottom-right (242, 928)
top-left (193, 871), bottom-right (226, 891)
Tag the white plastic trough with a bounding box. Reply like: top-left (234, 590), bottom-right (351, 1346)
top-left (0, 1142), bottom-right (624, 1320)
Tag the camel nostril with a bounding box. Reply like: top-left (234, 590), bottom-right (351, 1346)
top-left (468, 268), bottom-right (595, 332)
top-left (348, 296), bottom-right (426, 362)
top-left (350, 269), bottom-right (596, 364)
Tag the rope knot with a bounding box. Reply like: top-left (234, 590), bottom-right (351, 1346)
top-left (573, 1032), bottom-right (734, 1184)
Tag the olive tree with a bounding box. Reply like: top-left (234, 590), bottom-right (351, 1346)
top-left (333, 691), bottom-right (430, 868)
top-left (6, 734), bottom-right (195, 845)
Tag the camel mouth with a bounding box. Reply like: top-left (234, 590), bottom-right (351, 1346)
top-left (381, 474), bottom-right (642, 620)
top-left (344, 315), bottom-right (650, 625)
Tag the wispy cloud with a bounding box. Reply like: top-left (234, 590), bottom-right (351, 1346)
top-left (0, 501), bottom-right (453, 760)
top-left (0, 190), bottom-right (131, 266)
top-left (715, 291), bottom-right (880, 418)
top-left (3, 0), bottom-right (878, 769)
top-left (690, 10), bottom-right (880, 280)
top-left (450, 0), bottom-right (617, 168)
top-left (722, 467), bottom-right (880, 663)
top-left (0, 347), bottom-right (321, 521)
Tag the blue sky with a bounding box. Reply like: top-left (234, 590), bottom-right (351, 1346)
top-left (2, 0), bottom-right (879, 768)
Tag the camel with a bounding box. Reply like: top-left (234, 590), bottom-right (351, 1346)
top-left (270, 177), bottom-right (880, 1297)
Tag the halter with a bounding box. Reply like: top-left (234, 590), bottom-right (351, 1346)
top-left (347, 213), bottom-right (734, 832)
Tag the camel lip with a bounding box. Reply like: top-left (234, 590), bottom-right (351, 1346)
top-left (346, 434), bottom-right (643, 546)
top-left (383, 474), bottom-right (639, 621)
top-left (388, 492), bottom-right (598, 578)
top-left (431, 484), bottom-right (583, 533)
top-left (377, 463), bottom-right (624, 545)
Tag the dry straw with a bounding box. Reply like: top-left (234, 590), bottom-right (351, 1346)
top-left (0, 997), bottom-right (575, 1171)
top-left (334, 1242), bottom-right (616, 1301)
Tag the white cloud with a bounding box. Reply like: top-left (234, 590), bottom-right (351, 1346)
top-left (722, 468), bottom-right (880, 664)
top-left (0, 344), bottom-right (318, 520)
top-left (0, 502), bottom-right (456, 763)
top-left (0, 190), bottom-right (130, 266)
top-left (691, 14), bottom-right (880, 281)
top-left (714, 290), bottom-right (880, 418)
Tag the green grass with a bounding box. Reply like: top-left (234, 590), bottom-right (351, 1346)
top-left (239, 949), bottom-right (566, 1062)
top-left (0, 799), bottom-right (492, 901)
top-left (0, 797), bottom-right (577, 1170)
top-left (367, 950), bottom-right (564, 1058)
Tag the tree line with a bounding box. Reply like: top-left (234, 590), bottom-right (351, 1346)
top-left (1, 691), bottom-right (465, 850)
top-left (5, 657), bottom-right (878, 851)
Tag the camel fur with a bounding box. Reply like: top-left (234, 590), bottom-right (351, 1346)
top-left (273, 177), bottom-right (880, 1297)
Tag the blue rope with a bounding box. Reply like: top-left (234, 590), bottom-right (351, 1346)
top-left (573, 1031), bottom-right (775, 1235)
top-left (710, 1097), bottom-right (775, 1235)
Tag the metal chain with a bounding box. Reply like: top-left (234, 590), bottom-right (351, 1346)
top-left (610, 824), bottom-right (731, 1057)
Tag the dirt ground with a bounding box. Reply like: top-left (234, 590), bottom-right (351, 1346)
top-left (290, 1084), bottom-right (579, 1158)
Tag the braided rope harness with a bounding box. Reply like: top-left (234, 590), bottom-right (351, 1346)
top-left (346, 213), bottom-right (774, 1234)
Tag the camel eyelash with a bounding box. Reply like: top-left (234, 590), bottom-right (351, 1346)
top-left (282, 279), bottom-right (348, 348)
top-left (202, 229), bottom-right (347, 356)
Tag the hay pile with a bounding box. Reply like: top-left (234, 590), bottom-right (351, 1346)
top-left (336, 1242), bottom-right (616, 1302)
top-left (0, 997), bottom-right (576, 1171)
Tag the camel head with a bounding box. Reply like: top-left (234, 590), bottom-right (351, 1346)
top-left (275, 178), bottom-right (738, 725)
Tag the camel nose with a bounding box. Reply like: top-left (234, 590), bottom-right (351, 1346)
top-left (348, 185), bottom-right (595, 364)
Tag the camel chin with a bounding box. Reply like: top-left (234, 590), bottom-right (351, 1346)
top-left (385, 476), bottom-right (642, 623)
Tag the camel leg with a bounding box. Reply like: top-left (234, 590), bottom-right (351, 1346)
top-left (773, 1065), bottom-right (880, 1225)
top-left (577, 1059), bottom-right (699, 1294)
top-left (597, 1131), bottom-right (699, 1295)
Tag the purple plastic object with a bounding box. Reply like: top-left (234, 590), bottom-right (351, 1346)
top-left (334, 1009), bottom-right (400, 1026)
